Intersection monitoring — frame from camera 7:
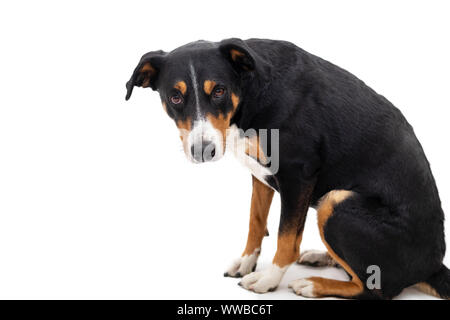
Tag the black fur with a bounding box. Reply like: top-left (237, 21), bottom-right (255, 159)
top-left (126, 38), bottom-right (448, 299)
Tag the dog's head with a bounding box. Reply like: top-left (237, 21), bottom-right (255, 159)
top-left (125, 38), bottom-right (258, 163)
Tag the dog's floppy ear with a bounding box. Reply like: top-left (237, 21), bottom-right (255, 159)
top-left (125, 50), bottom-right (166, 100)
top-left (219, 38), bottom-right (256, 72)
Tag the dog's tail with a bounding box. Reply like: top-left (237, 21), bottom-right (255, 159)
top-left (415, 264), bottom-right (450, 299)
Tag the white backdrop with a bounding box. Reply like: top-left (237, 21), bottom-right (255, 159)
top-left (0, 0), bottom-right (449, 299)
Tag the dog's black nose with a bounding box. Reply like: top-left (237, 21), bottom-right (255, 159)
top-left (191, 140), bottom-right (216, 162)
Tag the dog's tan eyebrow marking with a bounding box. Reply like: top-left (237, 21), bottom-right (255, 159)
top-left (174, 81), bottom-right (187, 95)
top-left (203, 80), bottom-right (217, 95)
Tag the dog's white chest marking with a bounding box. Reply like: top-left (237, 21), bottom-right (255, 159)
top-left (227, 125), bottom-right (274, 189)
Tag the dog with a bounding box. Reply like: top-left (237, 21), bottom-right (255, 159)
top-left (125, 38), bottom-right (449, 299)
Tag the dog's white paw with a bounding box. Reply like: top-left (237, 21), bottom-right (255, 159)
top-left (238, 265), bottom-right (286, 293)
top-left (288, 278), bottom-right (317, 298)
top-left (224, 249), bottom-right (260, 278)
top-left (298, 250), bottom-right (338, 267)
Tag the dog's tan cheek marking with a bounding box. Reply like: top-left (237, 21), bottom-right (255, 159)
top-left (203, 80), bottom-right (217, 95)
top-left (242, 176), bottom-right (275, 256)
top-left (313, 190), bottom-right (364, 297)
top-left (206, 113), bottom-right (232, 147)
top-left (231, 92), bottom-right (240, 111)
top-left (176, 118), bottom-right (192, 153)
top-left (162, 102), bottom-right (167, 113)
top-left (176, 117), bottom-right (191, 131)
top-left (174, 81), bottom-right (187, 95)
top-left (205, 94), bottom-right (238, 151)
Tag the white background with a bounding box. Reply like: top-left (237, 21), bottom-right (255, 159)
top-left (0, 0), bottom-right (449, 299)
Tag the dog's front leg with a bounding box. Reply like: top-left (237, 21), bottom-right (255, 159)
top-left (239, 179), bottom-right (314, 293)
top-left (224, 175), bottom-right (274, 278)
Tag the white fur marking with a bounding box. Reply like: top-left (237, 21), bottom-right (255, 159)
top-left (288, 278), bottom-right (316, 297)
top-left (189, 62), bottom-right (202, 119)
top-left (298, 250), bottom-right (336, 267)
top-left (227, 125), bottom-right (274, 189)
top-left (240, 264), bottom-right (287, 293)
top-left (225, 248), bottom-right (260, 277)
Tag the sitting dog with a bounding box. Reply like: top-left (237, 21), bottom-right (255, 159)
top-left (125, 38), bottom-right (449, 299)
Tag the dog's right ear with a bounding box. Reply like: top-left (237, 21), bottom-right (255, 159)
top-left (125, 50), bottom-right (166, 101)
top-left (219, 38), bottom-right (256, 73)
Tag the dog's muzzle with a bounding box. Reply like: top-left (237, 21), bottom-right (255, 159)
top-left (190, 140), bottom-right (216, 162)
top-left (186, 120), bottom-right (223, 163)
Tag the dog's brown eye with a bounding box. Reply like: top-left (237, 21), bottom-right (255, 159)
top-left (171, 94), bottom-right (182, 104)
top-left (213, 87), bottom-right (225, 98)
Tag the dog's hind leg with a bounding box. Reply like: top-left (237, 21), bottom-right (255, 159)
top-left (290, 190), bottom-right (366, 298)
top-left (290, 190), bottom-right (412, 299)
top-left (298, 250), bottom-right (340, 268)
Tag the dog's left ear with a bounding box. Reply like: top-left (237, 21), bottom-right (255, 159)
top-left (219, 38), bottom-right (256, 72)
top-left (125, 50), bottom-right (166, 101)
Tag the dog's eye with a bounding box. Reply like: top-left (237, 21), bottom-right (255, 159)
top-left (170, 94), bottom-right (183, 105)
top-left (213, 87), bottom-right (225, 98)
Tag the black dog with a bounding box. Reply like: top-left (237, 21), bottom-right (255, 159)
top-left (126, 38), bottom-right (449, 299)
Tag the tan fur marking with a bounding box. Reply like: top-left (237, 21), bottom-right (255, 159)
top-left (231, 92), bottom-right (240, 110)
top-left (308, 277), bottom-right (364, 297)
top-left (273, 232), bottom-right (303, 267)
top-left (317, 190), bottom-right (354, 232)
top-left (174, 81), bottom-right (187, 95)
top-left (206, 112), bottom-right (232, 147)
top-left (203, 80), bottom-right (217, 95)
top-left (162, 102), bottom-right (167, 113)
top-left (242, 176), bottom-right (274, 256)
top-left (176, 117), bottom-right (191, 132)
top-left (141, 63), bottom-right (155, 73)
top-left (312, 190), bottom-right (364, 298)
top-left (230, 49), bottom-right (244, 61)
top-left (415, 282), bottom-right (442, 299)
top-left (205, 93), bottom-right (239, 148)
top-left (176, 117), bottom-right (191, 155)
top-left (273, 185), bottom-right (314, 267)
top-left (140, 63), bottom-right (156, 88)
top-left (244, 135), bottom-right (268, 165)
